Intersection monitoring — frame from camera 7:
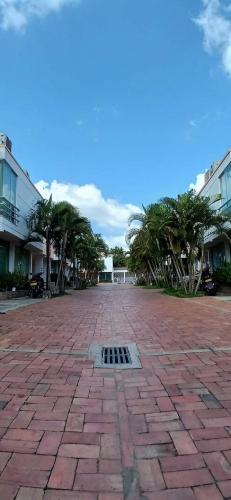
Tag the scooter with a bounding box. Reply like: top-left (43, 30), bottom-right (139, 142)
top-left (200, 273), bottom-right (218, 296)
top-left (28, 273), bottom-right (44, 298)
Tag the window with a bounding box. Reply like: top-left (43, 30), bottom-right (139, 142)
top-left (220, 162), bottom-right (231, 205)
top-left (0, 240), bottom-right (9, 274)
top-left (15, 247), bottom-right (29, 275)
top-left (0, 160), bottom-right (17, 205)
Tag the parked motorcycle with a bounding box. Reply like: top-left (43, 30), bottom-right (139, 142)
top-left (200, 272), bottom-right (218, 296)
top-left (27, 273), bottom-right (44, 298)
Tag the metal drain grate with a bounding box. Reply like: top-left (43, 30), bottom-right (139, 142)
top-left (89, 342), bottom-right (142, 369)
top-left (102, 346), bottom-right (132, 365)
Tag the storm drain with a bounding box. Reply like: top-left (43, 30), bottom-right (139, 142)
top-left (102, 346), bottom-right (132, 365)
top-left (89, 342), bottom-right (141, 369)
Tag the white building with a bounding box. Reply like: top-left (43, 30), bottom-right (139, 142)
top-left (200, 149), bottom-right (231, 268)
top-left (0, 133), bottom-right (45, 276)
top-left (99, 255), bottom-right (135, 283)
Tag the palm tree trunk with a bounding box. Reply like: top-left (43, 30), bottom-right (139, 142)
top-left (147, 260), bottom-right (158, 285)
top-left (195, 244), bottom-right (205, 294)
top-left (46, 228), bottom-right (50, 291)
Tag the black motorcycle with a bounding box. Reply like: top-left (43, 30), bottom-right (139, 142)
top-left (28, 273), bottom-right (44, 298)
top-left (200, 272), bottom-right (218, 296)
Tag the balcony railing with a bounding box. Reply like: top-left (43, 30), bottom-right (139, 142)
top-left (218, 199), bottom-right (231, 215)
top-left (0, 197), bottom-right (19, 225)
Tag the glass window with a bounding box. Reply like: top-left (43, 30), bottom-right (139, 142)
top-left (0, 240), bottom-right (9, 274)
top-left (15, 248), bottom-right (29, 275)
top-left (220, 162), bottom-right (231, 205)
top-left (0, 161), bottom-right (3, 196)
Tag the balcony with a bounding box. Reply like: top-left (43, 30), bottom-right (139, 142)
top-left (218, 198), bottom-right (231, 215)
top-left (0, 196), bottom-right (19, 225)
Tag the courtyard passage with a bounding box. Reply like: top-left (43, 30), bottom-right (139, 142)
top-left (0, 286), bottom-right (231, 499)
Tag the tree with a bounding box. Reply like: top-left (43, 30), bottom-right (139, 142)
top-left (110, 246), bottom-right (127, 268)
top-left (28, 196), bottom-right (55, 291)
top-left (52, 201), bottom-right (90, 292)
top-left (127, 190), bottom-right (231, 294)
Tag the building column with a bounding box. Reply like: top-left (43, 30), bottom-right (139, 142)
top-left (29, 253), bottom-right (33, 276)
top-left (9, 241), bottom-right (15, 272)
top-left (112, 271), bottom-right (114, 283)
top-left (225, 241), bottom-right (231, 264)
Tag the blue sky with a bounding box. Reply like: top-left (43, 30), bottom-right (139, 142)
top-left (1, 0), bottom-right (231, 246)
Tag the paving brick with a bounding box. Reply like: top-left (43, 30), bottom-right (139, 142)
top-left (170, 431), bottom-right (198, 455)
top-left (10, 411), bottom-right (34, 429)
top-left (48, 456), bottom-right (77, 489)
top-left (58, 443), bottom-right (100, 458)
top-left (37, 431), bottom-right (63, 455)
top-left (3, 429), bottom-right (43, 441)
top-left (143, 490), bottom-right (195, 499)
top-left (135, 443), bottom-right (175, 459)
top-left (2, 273), bottom-right (231, 498)
top-left (204, 451), bottom-right (231, 480)
top-left (160, 454), bottom-right (205, 472)
top-left (44, 491), bottom-right (97, 499)
top-left (129, 414), bottom-right (147, 434)
top-left (217, 480), bottom-right (231, 498)
top-left (157, 397), bottom-right (175, 412)
top-left (164, 468), bottom-right (213, 488)
top-left (98, 495), bottom-right (123, 500)
top-left (16, 487), bottom-right (44, 500)
top-left (29, 420), bottom-right (65, 431)
top-left (100, 434), bottom-right (121, 459)
top-left (0, 484), bottom-right (19, 500)
top-left (77, 459), bottom-right (98, 473)
top-left (0, 451), bottom-right (11, 471)
top-left (137, 458), bottom-right (165, 491)
top-left (62, 431), bottom-right (100, 445)
top-left (148, 421), bottom-right (184, 432)
top-left (99, 459), bottom-right (122, 474)
top-left (146, 412), bottom-right (179, 423)
top-left (190, 428), bottom-right (228, 440)
top-left (83, 423), bottom-right (118, 434)
top-left (132, 431), bottom-right (171, 445)
top-left (0, 439), bottom-right (37, 453)
top-left (196, 437), bottom-right (231, 452)
top-left (65, 414), bottom-right (84, 432)
top-left (194, 484), bottom-right (223, 500)
top-left (74, 473), bottom-right (123, 492)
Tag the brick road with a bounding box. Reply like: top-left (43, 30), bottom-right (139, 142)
top-left (0, 285), bottom-right (231, 499)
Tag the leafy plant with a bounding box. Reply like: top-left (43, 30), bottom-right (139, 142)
top-left (214, 264), bottom-right (231, 286)
top-left (0, 272), bottom-right (27, 291)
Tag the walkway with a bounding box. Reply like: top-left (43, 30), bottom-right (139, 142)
top-left (0, 285), bottom-right (231, 499)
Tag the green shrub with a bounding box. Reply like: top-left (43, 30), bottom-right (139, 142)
top-left (163, 287), bottom-right (204, 298)
top-left (214, 264), bottom-right (231, 286)
top-left (0, 272), bottom-right (27, 291)
top-left (135, 277), bottom-right (147, 286)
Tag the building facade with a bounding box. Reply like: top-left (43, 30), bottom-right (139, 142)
top-left (200, 150), bottom-right (231, 269)
top-left (99, 255), bottom-right (135, 283)
top-left (0, 133), bottom-right (45, 276)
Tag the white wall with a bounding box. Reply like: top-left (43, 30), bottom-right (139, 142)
top-left (200, 151), bottom-right (231, 244)
top-left (0, 145), bottom-right (42, 242)
top-left (103, 255), bottom-right (113, 272)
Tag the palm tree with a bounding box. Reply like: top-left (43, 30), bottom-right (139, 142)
top-left (52, 201), bottom-right (90, 292)
top-left (127, 190), bottom-right (231, 295)
top-left (28, 195), bottom-right (55, 291)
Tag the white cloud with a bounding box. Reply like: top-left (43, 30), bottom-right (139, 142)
top-left (189, 120), bottom-right (197, 128)
top-left (189, 172), bottom-right (205, 193)
top-left (35, 179), bottom-right (141, 231)
top-left (105, 234), bottom-right (128, 250)
top-left (0, 0), bottom-right (81, 31)
top-left (195, 0), bottom-right (231, 76)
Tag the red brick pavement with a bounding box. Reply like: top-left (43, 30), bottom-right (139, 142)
top-left (0, 286), bottom-right (231, 498)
